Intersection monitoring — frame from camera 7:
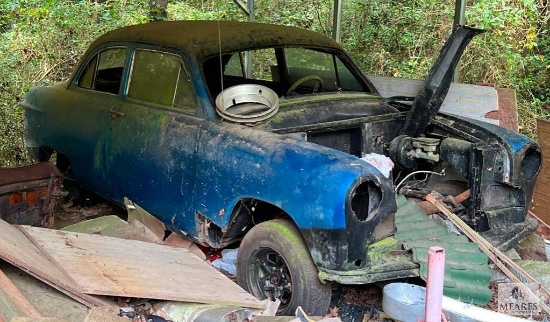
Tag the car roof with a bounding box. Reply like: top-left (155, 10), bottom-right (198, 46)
top-left (85, 20), bottom-right (344, 59)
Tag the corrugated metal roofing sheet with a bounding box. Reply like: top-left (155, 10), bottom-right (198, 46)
top-left (394, 194), bottom-right (493, 305)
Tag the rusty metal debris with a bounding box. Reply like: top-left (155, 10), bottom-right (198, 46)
top-left (401, 186), bottom-right (470, 215)
top-left (0, 162), bottom-right (63, 228)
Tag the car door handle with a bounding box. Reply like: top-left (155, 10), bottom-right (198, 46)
top-left (109, 110), bottom-right (125, 117)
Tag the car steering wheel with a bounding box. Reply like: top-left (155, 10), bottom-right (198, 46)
top-left (286, 75), bottom-right (324, 96)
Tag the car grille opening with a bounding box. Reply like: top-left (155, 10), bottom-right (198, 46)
top-left (351, 180), bottom-right (382, 222)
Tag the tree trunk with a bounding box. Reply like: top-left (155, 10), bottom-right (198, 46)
top-left (148, 0), bottom-right (168, 21)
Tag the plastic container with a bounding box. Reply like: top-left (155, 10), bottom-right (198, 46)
top-left (382, 283), bottom-right (426, 322)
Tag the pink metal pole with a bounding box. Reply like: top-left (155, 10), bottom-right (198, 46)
top-left (424, 246), bottom-right (446, 322)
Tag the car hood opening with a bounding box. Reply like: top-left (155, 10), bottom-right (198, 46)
top-left (399, 26), bottom-right (484, 137)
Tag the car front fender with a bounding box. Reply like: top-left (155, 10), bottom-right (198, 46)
top-left (194, 121), bottom-right (396, 270)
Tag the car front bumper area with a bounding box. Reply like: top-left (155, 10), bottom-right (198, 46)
top-left (317, 236), bottom-right (419, 284)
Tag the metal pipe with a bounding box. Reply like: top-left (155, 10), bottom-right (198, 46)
top-left (453, 0), bottom-right (466, 82)
top-left (453, 0), bottom-right (466, 31)
top-left (424, 246), bottom-right (446, 322)
top-left (245, 0), bottom-right (254, 77)
top-left (233, 0), bottom-right (254, 77)
top-left (332, 0), bottom-right (342, 43)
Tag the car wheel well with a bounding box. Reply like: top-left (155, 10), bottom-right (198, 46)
top-left (33, 146), bottom-right (54, 162)
top-left (217, 199), bottom-right (294, 244)
top-left (34, 147), bottom-right (73, 178)
top-left (198, 199), bottom-right (300, 250)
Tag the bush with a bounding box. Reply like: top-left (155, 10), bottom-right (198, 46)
top-left (0, 0), bottom-right (548, 167)
top-left (337, 0), bottom-right (549, 137)
top-left (0, 0), bottom-right (149, 167)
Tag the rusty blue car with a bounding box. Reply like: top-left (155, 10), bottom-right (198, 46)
top-left (23, 21), bottom-right (541, 315)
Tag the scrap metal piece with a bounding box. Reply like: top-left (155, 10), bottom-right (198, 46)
top-left (0, 162), bottom-right (62, 227)
top-left (152, 299), bottom-right (278, 322)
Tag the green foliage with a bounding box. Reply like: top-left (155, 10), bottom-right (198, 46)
top-left (0, 0), bottom-right (149, 167)
top-left (464, 0), bottom-right (550, 135)
top-left (339, 0), bottom-right (455, 78)
top-left (0, 0), bottom-right (548, 167)
top-left (167, 0), bottom-right (239, 20)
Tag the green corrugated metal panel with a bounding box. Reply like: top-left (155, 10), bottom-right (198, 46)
top-left (411, 246), bottom-right (489, 267)
top-left (394, 194), bottom-right (493, 305)
top-left (406, 237), bottom-right (483, 253)
top-left (395, 225), bottom-right (449, 241)
top-left (396, 219), bottom-right (443, 232)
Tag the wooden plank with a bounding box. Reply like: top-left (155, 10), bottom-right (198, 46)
top-left (0, 219), bottom-right (112, 308)
top-left (531, 119), bottom-right (550, 224)
top-left (497, 88), bottom-right (518, 131)
top-left (19, 226), bottom-right (263, 309)
top-left (368, 75), bottom-right (499, 124)
top-left (0, 262), bottom-right (88, 322)
top-left (0, 268), bottom-right (41, 318)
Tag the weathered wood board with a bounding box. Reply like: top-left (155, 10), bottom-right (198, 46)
top-left (368, 75), bottom-right (499, 124)
top-left (0, 219), bottom-right (110, 308)
top-left (0, 268), bottom-right (41, 318)
top-left (531, 119), bottom-right (550, 224)
top-left (19, 226), bottom-right (263, 308)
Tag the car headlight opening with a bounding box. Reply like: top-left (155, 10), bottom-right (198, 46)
top-left (351, 180), bottom-right (382, 222)
top-left (520, 146), bottom-right (541, 181)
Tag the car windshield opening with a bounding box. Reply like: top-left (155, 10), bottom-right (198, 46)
top-left (202, 47), bottom-right (366, 101)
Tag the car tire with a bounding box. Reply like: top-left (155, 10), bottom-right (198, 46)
top-left (236, 219), bottom-right (331, 316)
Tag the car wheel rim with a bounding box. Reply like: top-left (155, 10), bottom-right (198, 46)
top-left (248, 247), bottom-right (293, 313)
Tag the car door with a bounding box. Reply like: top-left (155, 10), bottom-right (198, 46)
top-left (64, 46), bottom-right (129, 198)
top-left (106, 47), bottom-right (202, 233)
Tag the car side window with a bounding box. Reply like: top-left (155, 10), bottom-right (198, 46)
top-left (203, 49), bottom-right (281, 98)
top-left (127, 49), bottom-right (196, 110)
top-left (335, 59), bottom-right (364, 92)
top-left (224, 53), bottom-right (245, 77)
top-left (78, 47), bottom-right (128, 95)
